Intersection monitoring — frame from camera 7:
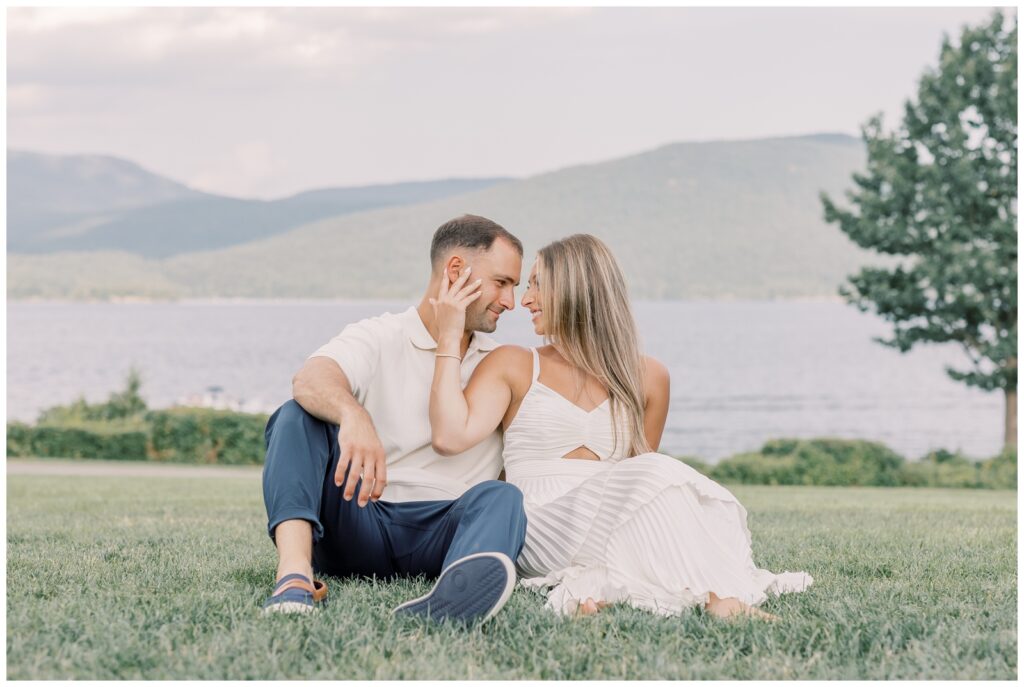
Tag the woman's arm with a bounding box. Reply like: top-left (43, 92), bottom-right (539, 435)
top-left (642, 356), bottom-right (671, 451)
top-left (431, 346), bottom-right (520, 456)
top-left (428, 267), bottom-right (517, 456)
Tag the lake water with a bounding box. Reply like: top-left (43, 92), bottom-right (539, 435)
top-left (6, 300), bottom-right (1004, 462)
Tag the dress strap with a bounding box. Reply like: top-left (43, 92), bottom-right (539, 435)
top-left (530, 347), bottom-right (541, 382)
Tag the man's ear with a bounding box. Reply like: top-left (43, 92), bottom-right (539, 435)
top-left (445, 255), bottom-right (464, 283)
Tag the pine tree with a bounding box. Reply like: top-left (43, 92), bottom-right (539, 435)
top-left (821, 11), bottom-right (1017, 451)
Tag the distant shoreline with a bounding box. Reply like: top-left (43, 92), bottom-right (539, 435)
top-left (7, 458), bottom-right (262, 479)
top-left (7, 295), bottom-right (849, 306)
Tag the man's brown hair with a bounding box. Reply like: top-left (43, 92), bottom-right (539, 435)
top-left (429, 214), bottom-right (523, 270)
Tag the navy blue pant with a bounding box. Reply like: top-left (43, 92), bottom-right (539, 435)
top-left (262, 400), bottom-right (528, 579)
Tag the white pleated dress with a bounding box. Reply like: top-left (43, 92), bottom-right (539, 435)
top-left (505, 348), bottom-right (813, 616)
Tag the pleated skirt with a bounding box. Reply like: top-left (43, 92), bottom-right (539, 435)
top-left (511, 452), bottom-right (813, 616)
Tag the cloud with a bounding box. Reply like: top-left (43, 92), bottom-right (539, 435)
top-left (7, 7), bottom-right (589, 87)
top-left (8, 6), bottom-right (1001, 199)
top-left (7, 7), bottom-right (143, 32)
top-left (6, 83), bottom-right (50, 113)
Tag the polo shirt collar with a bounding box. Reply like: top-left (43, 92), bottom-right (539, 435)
top-left (469, 331), bottom-right (499, 353)
top-left (401, 306), bottom-right (499, 354)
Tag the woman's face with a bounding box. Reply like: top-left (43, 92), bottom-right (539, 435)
top-left (521, 259), bottom-right (545, 335)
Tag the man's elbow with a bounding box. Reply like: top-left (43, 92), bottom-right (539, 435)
top-left (292, 367), bottom-right (313, 403)
top-left (431, 434), bottom-right (464, 457)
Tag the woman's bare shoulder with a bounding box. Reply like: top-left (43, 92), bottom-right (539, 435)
top-left (479, 345), bottom-right (533, 372)
top-left (643, 355), bottom-right (670, 388)
top-left (478, 345), bottom-right (534, 393)
top-left (643, 355), bottom-right (669, 378)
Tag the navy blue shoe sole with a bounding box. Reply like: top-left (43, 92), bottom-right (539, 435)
top-left (392, 552), bottom-right (516, 624)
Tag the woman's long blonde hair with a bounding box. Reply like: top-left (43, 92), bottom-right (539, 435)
top-left (537, 234), bottom-right (652, 457)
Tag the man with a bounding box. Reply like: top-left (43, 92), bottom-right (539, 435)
top-left (261, 214), bottom-right (528, 625)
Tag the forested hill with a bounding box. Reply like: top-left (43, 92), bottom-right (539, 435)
top-left (8, 134), bottom-right (877, 300)
top-left (7, 150), bottom-right (509, 257)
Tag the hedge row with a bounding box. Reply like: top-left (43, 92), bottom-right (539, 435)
top-left (6, 412), bottom-right (1017, 490)
top-left (7, 422), bottom-right (149, 461)
top-left (148, 408), bottom-right (268, 465)
top-left (680, 439), bottom-right (1016, 490)
top-left (7, 408), bottom-right (270, 465)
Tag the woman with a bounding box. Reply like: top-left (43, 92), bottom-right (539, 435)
top-left (429, 234), bottom-right (812, 618)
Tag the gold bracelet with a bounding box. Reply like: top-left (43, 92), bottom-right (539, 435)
top-left (435, 353), bottom-right (462, 361)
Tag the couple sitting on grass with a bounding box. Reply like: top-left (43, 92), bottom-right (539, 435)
top-left (261, 214), bottom-right (812, 623)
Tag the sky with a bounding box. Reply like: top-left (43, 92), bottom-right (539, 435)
top-left (6, 5), bottom-right (1009, 199)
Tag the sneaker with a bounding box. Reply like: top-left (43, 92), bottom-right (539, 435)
top-left (262, 573), bottom-right (328, 615)
top-left (392, 552), bottom-right (516, 625)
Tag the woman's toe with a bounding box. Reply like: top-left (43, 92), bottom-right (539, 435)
top-left (577, 598), bottom-right (600, 616)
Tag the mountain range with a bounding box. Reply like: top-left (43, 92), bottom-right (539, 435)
top-left (7, 134), bottom-right (877, 300)
top-left (8, 150), bottom-right (509, 257)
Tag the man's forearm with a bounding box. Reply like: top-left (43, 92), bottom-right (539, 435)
top-left (294, 384), bottom-right (364, 426)
top-left (292, 359), bottom-right (366, 426)
top-left (292, 356), bottom-right (387, 505)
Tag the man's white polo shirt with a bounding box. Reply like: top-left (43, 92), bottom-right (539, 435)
top-left (309, 306), bottom-right (503, 503)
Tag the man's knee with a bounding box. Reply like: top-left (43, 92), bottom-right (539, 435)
top-left (457, 481), bottom-right (528, 557)
top-left (269, 399), bottom-right (315, 427)
top-left (463, 480), bottom-right (525, 512)
top-left (266, 399), bottom-right (325, 443)
top-left (263, 399), bottom-right (338, 480)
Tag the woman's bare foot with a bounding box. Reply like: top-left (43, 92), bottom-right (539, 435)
top-left (704, 592), bottom-right (778, 621)
top-left (576, 597), bottom-right (610, 616)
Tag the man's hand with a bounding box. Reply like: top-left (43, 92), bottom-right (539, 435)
top-left (334, 407), bottom-right (387, 507)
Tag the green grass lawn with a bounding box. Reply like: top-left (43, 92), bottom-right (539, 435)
top-left (6, 470), bottom-right (1017, 679)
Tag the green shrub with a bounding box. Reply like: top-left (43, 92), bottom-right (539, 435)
top-left (7, 422), bottom-right (34, 457)
top-left (677, 456), bottom-right (712, 476)
top-left (712, 438), bottom-right (906, 486)
top-left (102, 369), bottom-right (148, 420)
top-left (6, 422), bottom-right (148, 461)
top-left (901, 450), bottom-right (981, 488)
top-left (38, 369), bottom-right (148, 426)
top-left (7, 408), bottom-right (267, 465)
top-left (898, 449), bottom-right (1017, 489)
top-left (147, 408), bottom-right (269, 465)
top-left (978, 449), bottom-right (1016, 489)
top-left (782, 438), bottom-right (903, 486)
top-left (896, 459), bottom-right (930, 487)
top-left (36, 397), bottom-right (96, 426)
top-left (709, 451), bottom-right (802, 485)
top-left (705, 440), bottom-right (1017, 489)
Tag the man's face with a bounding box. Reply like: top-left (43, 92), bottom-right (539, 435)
top-left (456, 238), bottom-right (522, 333)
